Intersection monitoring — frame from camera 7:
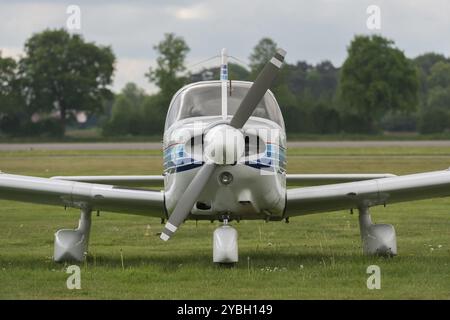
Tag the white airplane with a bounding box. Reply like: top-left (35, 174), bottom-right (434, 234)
top-left (1, 48), bottom-right (449, 264)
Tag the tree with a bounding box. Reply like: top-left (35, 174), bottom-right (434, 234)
top-left (338, 35), bottom-right (418, 133)
top-left (102, 83), bottom-right (146, 136)
top-left (0, 53), bottom-right (19, 115)
top-left (19, 29), bottom-right (115, 134)
top-left (249, 38), bottom-right (277, 77)
top-left (413, 53), bottom-right (448, 109)
top-left (146, 33), bottom-right (190, 103)
top-left (414, 53), bottom-right (448, 76)
top-left (285, 61), bottom-right (312, 95)
top-left (0, 53), bottom-right (27, 135)
top-left (418, 61), bottom-right (450, 133)
top-left (428, 61), bottom-right (450, 88)
top-left (102, 83), bottom-right (166, 137)
top-left (141, 93), bottom-right (167, 135)
top-left (427, 86), bottom-right (450, 110)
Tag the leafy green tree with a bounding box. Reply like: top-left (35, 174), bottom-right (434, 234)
top-left (413, 53), bottom-right (448, 109)
top-left (141, 93), bottom-right (167, 135)
top-left (146, 33), bottom-right (190, 103)
top-left (19, 29), bottom-right (115, 134)
top-left (414, 53), bottom-right (448, 76)
top-left (0, 53), bottom-right (19, 115)
top-left (102, 83), bottom-right (166, 137)
top-left (249, 38), bottom-right (277, 77)
top-left (284, 61), bottom-right (311, 95)
top-left (311, 103), bottom-right (341, 134)
top-left (418, 108), bottom-right (449, 134)
top-left (428, 61), bottom-right (450, 88)
top-left (0, 53), bottom-right (28, 135)
top-left (279, 60), bottom-right (341, 133)
top-left (427, 87), bottom-right (450, 110)
top-left (418, 62), bottom-right (450, 133)
top-left (102, 83), bottom-right (146, 136)
top-left (339, 35), bottom-right (418, 133)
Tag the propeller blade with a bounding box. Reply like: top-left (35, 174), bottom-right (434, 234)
top-left (229, 48), bottom-right (286, 129)
top-left (160, 162), bottom-right (216, 241)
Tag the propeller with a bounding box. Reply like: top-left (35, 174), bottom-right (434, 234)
top-left (160, 162), bottom-right (216, 241)
top-left (160, 48), bottom-right (286, 241)
top-left (230, 48), bottom-right (286, 129)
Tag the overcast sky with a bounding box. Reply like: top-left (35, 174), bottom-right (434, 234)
top-left (1, 0), bottom-right (449, 93)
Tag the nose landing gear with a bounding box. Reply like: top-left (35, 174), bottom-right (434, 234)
top-left (213, 217), bottom-right (238, 264)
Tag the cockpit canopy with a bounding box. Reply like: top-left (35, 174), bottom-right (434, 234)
top-left (165, 81), bottom-right (285, 129)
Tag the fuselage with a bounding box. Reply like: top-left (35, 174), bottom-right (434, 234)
top-left (163, 80), bottom-right (287, 222)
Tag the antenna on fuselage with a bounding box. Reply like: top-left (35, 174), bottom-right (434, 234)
top-left (220, 48), bottom-right (228, 120)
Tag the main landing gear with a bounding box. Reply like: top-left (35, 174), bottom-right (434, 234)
top-left (54, 208), bottom-right (92, 262)
top-left (358, 206), bottom-right (397, 256)
top-left (51, 206), bottom-right (396, 263)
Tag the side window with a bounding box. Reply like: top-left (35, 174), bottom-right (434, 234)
top-left (264, 92), bottom-right (285, 129)
top-left (165, 94), bottom-right (181, 130)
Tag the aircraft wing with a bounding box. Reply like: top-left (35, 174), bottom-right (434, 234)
top-left (0, 173), bottom-right (165, 217)
top-left (285, 169), bottom-right (450, 217)
top-left (286, 173), bottom-right (396, 186)
top-left (50, 175), bottom-right (164, 187)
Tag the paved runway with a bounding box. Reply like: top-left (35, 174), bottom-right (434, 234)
top-left (1, 140), bottom-right (450, 151)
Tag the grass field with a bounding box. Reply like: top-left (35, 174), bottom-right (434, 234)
top-left (0, 146), bottom-right (449, 299)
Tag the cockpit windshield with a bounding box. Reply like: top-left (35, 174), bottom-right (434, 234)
top-left (165, 81), bottom-right (284, 129)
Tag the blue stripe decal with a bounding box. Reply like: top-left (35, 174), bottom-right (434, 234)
top-left (164, 144), bottom-right (203, 173)
top-left (175, 162), bottom-right (204, 173)
top-left (245, 143), bottom-right (286, 172)
top-left (164, 143), bottom-right (286, 173)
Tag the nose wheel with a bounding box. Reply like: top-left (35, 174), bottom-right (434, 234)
top-left (213, 217), bottom-right (238, 264)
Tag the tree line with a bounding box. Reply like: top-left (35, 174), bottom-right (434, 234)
top-left (1, 29), bottom-right (450, 137)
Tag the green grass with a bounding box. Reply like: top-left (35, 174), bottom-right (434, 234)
top-left (0, 146), bottom-right (449, 299)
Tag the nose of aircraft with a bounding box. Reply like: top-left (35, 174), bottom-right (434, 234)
top-left (161, 48), bottom-right (285, 241)
top-left (203, 125), bottom-right (245, 165)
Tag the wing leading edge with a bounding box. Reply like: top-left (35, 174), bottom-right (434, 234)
top-left (50, 175), bottom-right (164, 187)
top-left (285, 169), bottom-right (450, 217)
top-left (0, 173), bottom-right (165, 217)
top-left (286, 173), bottom-right (396, 186)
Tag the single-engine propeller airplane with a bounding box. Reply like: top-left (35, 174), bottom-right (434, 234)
top-left (1, 47), bottom-right (449, 264)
